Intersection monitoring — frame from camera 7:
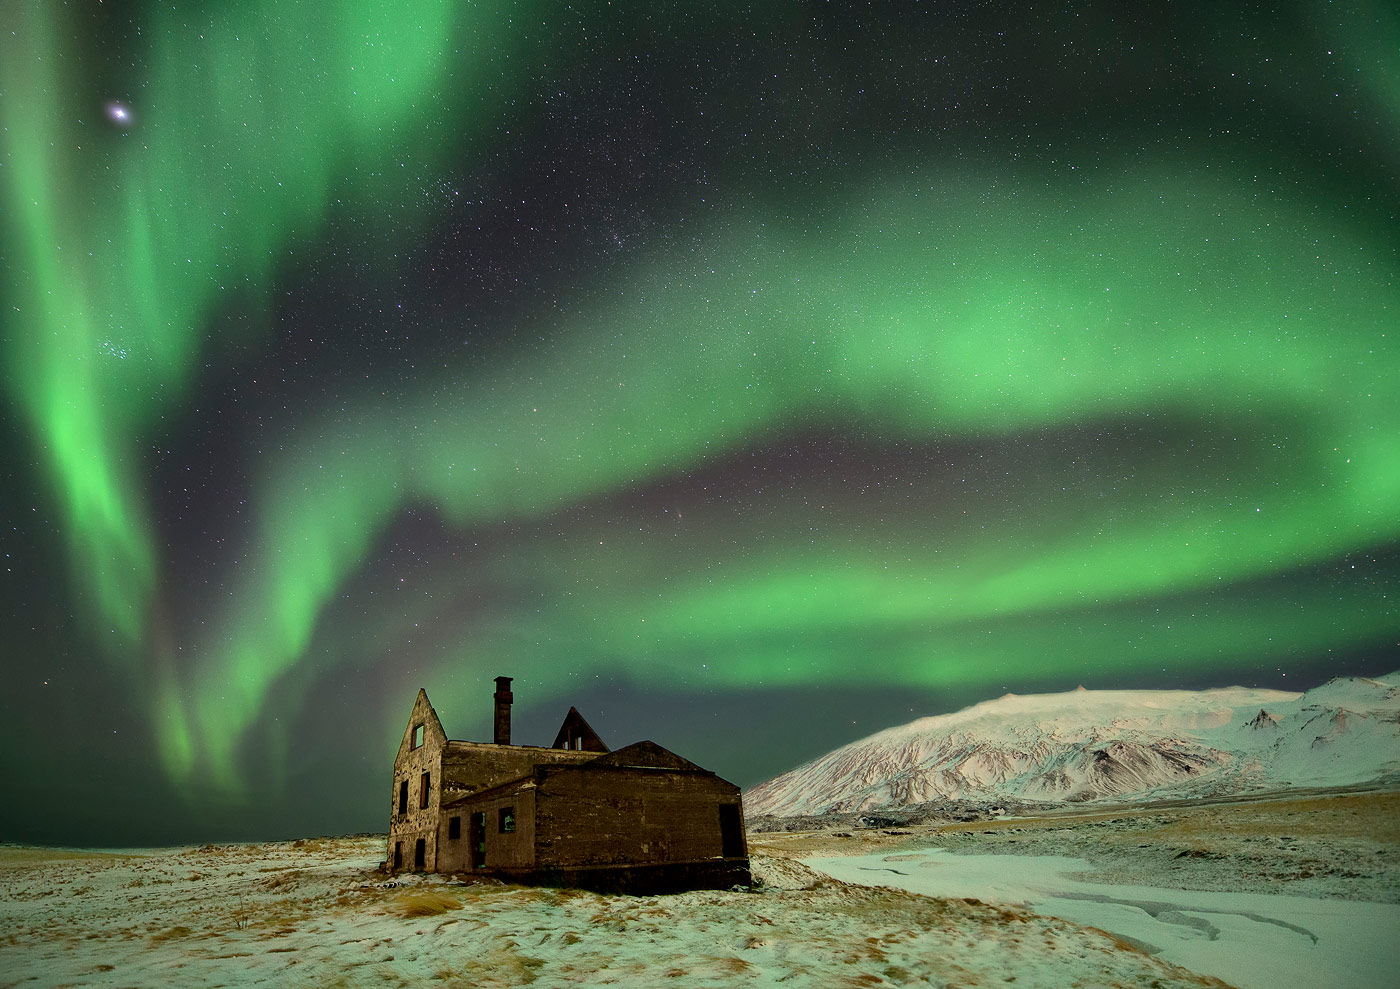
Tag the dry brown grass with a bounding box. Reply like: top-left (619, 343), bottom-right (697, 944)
top-left (754, 788), bottom-right (1400, 859)
top-left (395, 889), bottom-right (462, 917)
top-left (149, 925), bottom-right (194, 942)
top-left (0, 848), bottom-right (139, 868)
top-left (436, 942), bottom-right (545, 986)
top-left (715, 956), bottom-right (755, 976)
top-left (1148, 790), bottom-right (1400, 843)
top-left (290, 837), bottom-right (335, 852)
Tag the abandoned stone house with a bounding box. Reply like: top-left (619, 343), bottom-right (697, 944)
top-left (387, 677), bottom-right (751, 893)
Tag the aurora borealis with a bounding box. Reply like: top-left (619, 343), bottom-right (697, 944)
top-left (2, 1), bottom-right (1395, 845)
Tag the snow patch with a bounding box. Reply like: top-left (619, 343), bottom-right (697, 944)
top-left (807, 848), bottom-right (1400, 989)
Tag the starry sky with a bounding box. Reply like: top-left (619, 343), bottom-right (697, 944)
top-left (1, 1), bottom-right (1396, 846)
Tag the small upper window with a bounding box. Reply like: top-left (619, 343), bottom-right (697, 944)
top-left (411, 724), bottom-right (424, 749)
top-left (499, 807), bottom-right (516, 833)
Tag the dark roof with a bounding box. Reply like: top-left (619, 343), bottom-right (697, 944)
top-left (439, 740), bottom-right (717, 809)
top-left (550, 706), bottom-right (609, 752)
top-left (582, 740), bottom-right (706, 772)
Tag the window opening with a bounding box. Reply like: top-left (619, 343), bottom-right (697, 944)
top-left (499, 806), bottom-right (516, 833)
top-left (411, 724), bottom-right (424, 749)
top-left (448, 816), bottom-right (461, 840)
top-left (414, 837), bottom-right (426, 871)
top-left (398, 779), bottom-right (408, 815)
top-left (420, 771), bottom-right (431, 809)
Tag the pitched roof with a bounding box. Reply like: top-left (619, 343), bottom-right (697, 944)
top-left (550, 706), bottom-right (609, 752)
top-left (439, 740), bottom-right (715, 809)
top-left (583, 740), bottom-right (706, 772)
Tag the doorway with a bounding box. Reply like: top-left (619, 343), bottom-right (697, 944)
top-left (414, 837), bottom-right (426, 871)
top-left (719, 803), bottom-right (744, 858)
top-left (393, 841), bottom-right (403, 871)
top-left (470, 812), bottom-right (486, 868)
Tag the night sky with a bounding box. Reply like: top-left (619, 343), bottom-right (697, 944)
top-left (1, 1), bottom-right (1396, 846)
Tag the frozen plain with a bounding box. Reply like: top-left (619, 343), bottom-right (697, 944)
top-left (806, 847), bottom-right (1399, 989)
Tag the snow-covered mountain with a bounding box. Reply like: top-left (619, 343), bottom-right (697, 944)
top-left (745, 673), bottom-right (1400, 816)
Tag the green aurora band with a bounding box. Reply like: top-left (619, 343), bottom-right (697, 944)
top-left (1, 0), bottom-right (533, 780)
top-left (183, 162), bottom-right (1398, 788)
top-left (0, 0), bottom-right (512, 646)
top-left (1, 2), bottom-right (1395, 798)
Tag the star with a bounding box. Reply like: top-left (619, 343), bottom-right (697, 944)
top-left (105, 101), bottom-right (132, 126)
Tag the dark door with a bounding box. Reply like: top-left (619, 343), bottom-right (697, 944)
top-left (719, 803), bottom-right (744, 858)
top-left (414, 837), bottom-right (426, 871)
top-left (393, 841), bottom-right (403, 870)
top-left (470, 812), bottom-right (486, 868)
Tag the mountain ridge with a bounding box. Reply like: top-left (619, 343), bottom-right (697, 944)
top-left (744, 673), bottom-right (1400, 817)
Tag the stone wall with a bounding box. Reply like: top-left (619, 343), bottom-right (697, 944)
top-left (387, 689), bottom-right (447, 872)
top-left (534, 765), bottom-right (746, 870)
top-left (436, 786), bottom-right (537, 873)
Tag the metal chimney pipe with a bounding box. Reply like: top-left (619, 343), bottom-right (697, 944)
top-left (493, 676), bottom-right (513, 745)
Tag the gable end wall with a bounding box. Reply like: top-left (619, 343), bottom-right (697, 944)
top-left (387, 691), bottom-right (447, 871)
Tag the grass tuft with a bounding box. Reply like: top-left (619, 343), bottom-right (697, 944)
top-left (150, 925), bottom-right (194, 942)
top-left (396, 890), bottom-right (462, 917)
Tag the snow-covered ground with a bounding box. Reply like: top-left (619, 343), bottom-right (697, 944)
top-left (747, 673), bottom-right (1400, 816)
top-left (806, 848), bottom-right (1399, 989)
top-left (6, 789), bottom-right (1393, 986)
top-left (0, 836), bottom-right (1224, 987)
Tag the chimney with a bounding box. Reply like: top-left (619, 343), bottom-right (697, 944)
top-left (493, 676), bottom-right (513, 745)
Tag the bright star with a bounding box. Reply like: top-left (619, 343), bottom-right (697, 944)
top-left (105, 101), bottom-right (132, 125)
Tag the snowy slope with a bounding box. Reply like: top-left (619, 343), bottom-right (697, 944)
top-left (745, 673), bottom-right (1400, 816)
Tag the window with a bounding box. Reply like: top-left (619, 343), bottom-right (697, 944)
top-left (411, 724), bottom-right (424, 749)
top-left (420, 772), bottom-right (431, 809)
top-left (398, 779), bottom-right (408, 815)
top-left (448, 816), bottom-right (461, 840)
top-left (498, 806), bottom-right (516, 833)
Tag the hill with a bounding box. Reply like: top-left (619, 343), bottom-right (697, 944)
top-left (745, 673), bottom-right (1400, 817)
